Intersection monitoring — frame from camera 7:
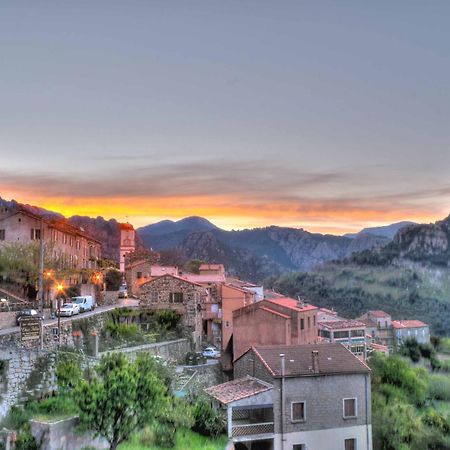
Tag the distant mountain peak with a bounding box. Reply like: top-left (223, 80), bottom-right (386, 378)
top-left (137, 216), bottom-right (219, 236)
top-left (345, 221), bottom-right (417, 240)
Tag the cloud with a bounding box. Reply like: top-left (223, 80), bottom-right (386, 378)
top-left (1, 162), bottom-right (448, 232)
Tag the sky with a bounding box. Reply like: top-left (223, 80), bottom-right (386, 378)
top-left (1, 1), bottom-right (450, 234)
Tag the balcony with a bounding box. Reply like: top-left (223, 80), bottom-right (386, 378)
top-left (232, 421), bottom-right (274, 437)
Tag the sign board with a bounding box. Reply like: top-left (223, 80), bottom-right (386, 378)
top-left (20, 316), bottom-right (42, 342)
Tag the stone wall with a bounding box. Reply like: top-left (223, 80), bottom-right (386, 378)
top-left (0, 311), bottom-right (18, 330)
top-left (139, 275), bottom-right (205, 349)
top-left (102, 338), bottom-right (191, 364)
top-left (30, 417), bottom-right (108, 450)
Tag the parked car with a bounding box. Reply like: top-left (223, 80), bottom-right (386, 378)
top-left (202, 347), bottom-right (220, 359)
top-left (71, 295), bottom-right (95, 313)
top-left (118, 285), bottom-right (128, 299)
top-left (16, 308), bottom-right (40, 325)
top-left (58, 303), bottom-right (80, 317)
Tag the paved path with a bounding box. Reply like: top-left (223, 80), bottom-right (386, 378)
top-left (0, 299), bottom-right (139, 337)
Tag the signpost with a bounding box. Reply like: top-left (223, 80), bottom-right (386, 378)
top-left (20, 316), bottom-right (43, 343)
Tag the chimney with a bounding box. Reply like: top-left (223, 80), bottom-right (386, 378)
top-left (311, 350), bottom-right (319, 374)
top-left (280, 353), bottom-right (285, 377)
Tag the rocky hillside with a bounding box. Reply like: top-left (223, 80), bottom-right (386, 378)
top-left (138, 217), bottom-right (391, 279)
top-left (345, 221), bottom-right (416, 239)
top-left (351, 215), bottom-right (450, 267)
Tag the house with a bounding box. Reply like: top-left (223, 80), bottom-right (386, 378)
top-left (318, 319), bottom-right (366, 359)
top-left (358, 311), bottom-right (394, 349)
top-left (232, 298), bottom-right (319, 365)
top-left (0, 207), bottom-right (101, 271)
top-left (125, 261), bottom-right (178, 295)
top-left (358, 311), bottom-right (430, 352)
top-left (206, 343), bottom-right (372, 450)
top-left (138, 273), bottom-right (207, 349)
top-left (391, 320), bottom-right (430, 347)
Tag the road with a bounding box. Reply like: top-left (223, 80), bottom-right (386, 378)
top-left (0, 298), bottom-right (139, 337)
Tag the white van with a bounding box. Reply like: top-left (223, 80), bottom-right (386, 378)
top-left (71, 295), bottom-right (95, 313)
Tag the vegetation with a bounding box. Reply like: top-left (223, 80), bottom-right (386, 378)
top-left (105, 268), bottom-right (123, 291)
top-left (267, 264), bottom-right (450, 334)
top-left (74, 353), bottom-right (167, 450)
top-left (118, 429), bottom-right (227, 450)
top-left (370, 353), bottom-right (450, 449)
top-left (191, 396), bottom-right (226, 438)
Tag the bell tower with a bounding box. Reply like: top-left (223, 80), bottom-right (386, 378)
top-left (119, 223), bottom-right (135, 273)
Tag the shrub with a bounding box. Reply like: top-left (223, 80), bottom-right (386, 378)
top-left (155, 310), bottom-right (181, 330)
top-left (428, 374), bottom-right (450, 401)
top-left (192, 397), bottom-right (226, 438)
top-left (15, 424), bottom-right (38, 450)
top-left (105, 269), bottom-right (122, 291)
top-left (56, 354), bottom-right (82, 391)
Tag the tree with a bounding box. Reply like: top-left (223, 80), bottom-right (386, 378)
top-left (104, 268), bottom-right (122, 291)
top-left (74, 353), bottom-right (166, 450)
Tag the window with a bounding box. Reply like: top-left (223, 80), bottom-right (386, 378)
top-left (151, 291), bottom-right (158, 303)
top-left (293, 445), bottom-right (305, 450)
top-left (344, 438), bottom-right (356, 450)
top-left (351, 329), bottom-right (365, 337)
top-left (0, 229), bottom-right (5, 240)
top-left (136, 271), bottom-right (143, 279)
top-left (313, 315), bottom-right (316, 326)
top-left (307, 317), bottom-right (310, 329)
top-left (170, 292), bottom-right (183, 303)
top-left (291, 401), bottom-right (305, 422)
top-left (300, 318), bottom-right (304, 330)
top-left (334, 330), bottom-right (350, 339)
top-left (343, 398), bottom-right (357, 418)
top-left (30, 228), bottom-right (41, 240)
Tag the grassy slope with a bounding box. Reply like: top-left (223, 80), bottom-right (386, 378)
top-left (119, 429), bottom-right (227, 450)
top-left (270, 263), bottom-right (450, 335)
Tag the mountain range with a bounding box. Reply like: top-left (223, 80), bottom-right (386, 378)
top-left (137, 217), bottom-right (405, 281)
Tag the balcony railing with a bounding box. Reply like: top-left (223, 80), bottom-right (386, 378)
top-left (232, 422), bottom-right (274, 437)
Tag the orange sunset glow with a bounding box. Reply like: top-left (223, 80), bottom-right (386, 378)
top-left (5, 191), bottom-right (445, 234)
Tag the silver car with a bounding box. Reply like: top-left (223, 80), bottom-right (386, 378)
top-left (58, 303), bottom-right (80, 317)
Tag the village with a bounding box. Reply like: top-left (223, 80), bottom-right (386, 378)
top-left (0, 202), bottom-right (434, 450)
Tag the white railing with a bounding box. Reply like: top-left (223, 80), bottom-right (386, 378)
top-left (232, 422), bottom-right (274, 437)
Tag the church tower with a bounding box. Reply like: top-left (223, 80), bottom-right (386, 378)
top-left (119, 222), bottom-right (135, 273)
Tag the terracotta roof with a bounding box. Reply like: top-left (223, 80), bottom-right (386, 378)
top-left (150, 266), bottom-right (179, 276)
top-left (392, 320), bottom-right (428, 329)
top-left (358, 318), bottom-right (377, 328)
top-left (182, 274), bottom-right (226, 284)
top-left (140, 273), bottom-right (204, 288)
top-left (205, 376), bottom-right (272, 405)
top-left (119, 223), bottom-right (135, 231)
top-left (368, 310), bottom-right (391, 318)
top-left (319, 320), bottom-right (366, 330)
top-left (243, 343), bottom-right (370, 377)
top-left (199, 264), bottom-right (224, 270)
top-left (266, 297), bottom-right (318, 313)
top-left (260, 307), bottom-right (291, 319)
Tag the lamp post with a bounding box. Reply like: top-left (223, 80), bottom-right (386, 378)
top-left (56, 283), bottom-right (64, 347)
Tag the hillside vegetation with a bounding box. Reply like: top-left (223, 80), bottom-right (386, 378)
top-left (267, 263), bottom-right (450, 335)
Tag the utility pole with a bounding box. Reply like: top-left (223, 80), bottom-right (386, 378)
top-left (38, 218), bottom-right (44, 315)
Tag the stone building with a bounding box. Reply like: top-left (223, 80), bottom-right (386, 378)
top-left (206, 343), bottom-right (372, 450)
top-left (0, 207), bottom-right (101, 271)
top-left (139, 274), bottom-right (207, 349)
top-left (125, 261), bottom-right (178, 295)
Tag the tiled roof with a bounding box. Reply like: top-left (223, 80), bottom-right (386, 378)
top-left (182, 274), bottom-right (226, 283)
top-left (119, 222), bottom-right (135, 231)
top-left (245, 343), bottom-right (370, 377)
top-left (151, 266), bottom-right (179, 276)
top-left (205, 376), bottom-right (272, 405)
top-left (368, 310), bottom-right (391, 318)
top-left (260, 307), bottom-right (291, 319)
top-left (358, 318), bottom-right (378, 328)
top-left (266, 297), bottom-right (318, 312)
top-left (319, 320), bottom-right (366, 330)
top-left (392, 320), bottom-right (428, 329)
top-left (141, 273), bottom-right (204, 287)
top-left (199, 264), bottom-right (224, 270)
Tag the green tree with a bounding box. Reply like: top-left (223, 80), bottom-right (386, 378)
top-left (104, 269), bottom-right (122, 291)
top-left (73, 353), bottom-right (166, 450)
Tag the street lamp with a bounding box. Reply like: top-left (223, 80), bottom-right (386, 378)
top-left (56, 282), bottom-right (64, 346)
